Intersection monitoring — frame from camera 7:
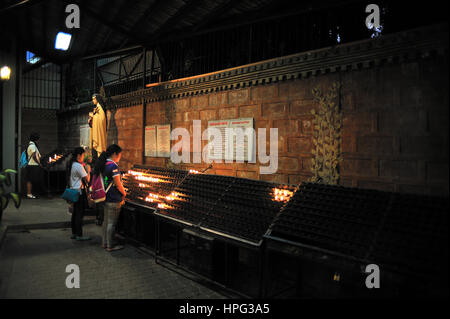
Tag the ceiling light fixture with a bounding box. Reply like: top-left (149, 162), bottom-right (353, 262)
top-left (54, 32), bottom-right (72, 51)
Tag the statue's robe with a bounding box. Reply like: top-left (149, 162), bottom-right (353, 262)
top-left (90, 105), bottom-right (107, 156)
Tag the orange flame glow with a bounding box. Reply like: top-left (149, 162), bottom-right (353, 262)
top-left (273, 188), bottom-right (293, 202)
top-left (48, 154), bottom-right (63, 164)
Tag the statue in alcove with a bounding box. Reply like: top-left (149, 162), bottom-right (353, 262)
top-left (89, 93), bottom-right (107, 161)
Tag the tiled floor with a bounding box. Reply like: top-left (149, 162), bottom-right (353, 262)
top-left (1, 197), bottom-right (71, 226)
top-left (0, 198), bottom-right (226, 299)
top-left (0, 224), bottom-right (226, 299)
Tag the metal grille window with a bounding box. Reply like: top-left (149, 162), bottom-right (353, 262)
top-left (21, 63), bottom-right (62, 110)
top-left (96, 50), bottom-right (161, 97)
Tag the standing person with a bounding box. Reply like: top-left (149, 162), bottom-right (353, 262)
top-left (84, 151), bottom-right (103, 226)
top-left (89, 94), bottom-right (107, 162)
top-left (94, 144), bottom-right (126, 252)
top-left (25, 132), bottom-right (44, 198)
top-left (68, 147), bottom-right (91, 241)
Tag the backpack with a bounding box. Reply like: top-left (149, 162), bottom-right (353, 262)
top-left (19, 144), bottom-right (32, 168)
top-left (89, 173), bottom-right (112, 203)
top-left (19, 150), bottom-right (29, 169)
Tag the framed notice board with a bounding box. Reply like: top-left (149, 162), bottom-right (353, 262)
top-left (207, 118), bottom-right (254, 162)
top-left (80, 124), bottom-right (90, 148)
top-left (156, 124), bottom-right (171, 157)
top-left (145, 126), bottom-right (157, 157)
top-left (145, 124), bottom-right (171, 158)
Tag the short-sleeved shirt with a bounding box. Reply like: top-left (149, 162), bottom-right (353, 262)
top-left (70, 162), bottom-right (87, 190)
top-left (27, 142), bottom-right (40, 166)
top-left (103, 160), bottom-right (123, 203)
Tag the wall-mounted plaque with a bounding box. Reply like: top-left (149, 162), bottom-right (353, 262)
top-left (156, 124), bottom-right (171, 158)
top-left (207, 118), bottom-right (254, 162)
top-left (207, 120), bottom-right (229, 160)
top-left (80, 124), bottom-right (90, 148)
top-left (228, 118), bottom-right (255, 162)
top-left (145, 125), bottom-right (157, 157)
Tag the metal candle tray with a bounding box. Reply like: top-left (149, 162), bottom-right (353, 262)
top-left (265, 182), bottom-right (449, 278)
top-left (41, 149), bottom-right (70, 170)
top-left (123, 165), bottom-right (189, 209)
top-left (123, 165), bottom-right (295, 246)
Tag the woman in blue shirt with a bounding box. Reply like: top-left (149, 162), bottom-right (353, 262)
top-left (93, 144), bottom-right (126, 252)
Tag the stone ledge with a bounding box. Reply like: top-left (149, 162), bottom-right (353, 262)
top-left (111, 24), bottom-right (448, 108)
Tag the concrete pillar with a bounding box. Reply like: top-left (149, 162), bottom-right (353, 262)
top-left (1, 35), bottom-right (20, 192)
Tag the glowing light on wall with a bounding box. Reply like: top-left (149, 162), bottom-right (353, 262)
top-left (0, 66), bottom-right (11, 81)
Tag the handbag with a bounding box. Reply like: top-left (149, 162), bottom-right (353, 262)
top-left (62, 188), bottom-right (80, 203)
top-left (62, 162), bottom-right (82, 203)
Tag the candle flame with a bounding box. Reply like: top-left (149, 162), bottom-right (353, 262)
top-left (273, 188), bottom-right (293, 202)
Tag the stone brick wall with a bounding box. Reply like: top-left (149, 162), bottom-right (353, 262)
top-left (22, 109), bottom-right (58, 156)
top-left (58, 49), bottom-right (449, 196)
top-left (143, 55), bottom-right (449, 196)
top-left (57, 107), bottom-right (89, 152)
top-left (338, 57), bottom-right (449, 196)
top-left (106, 104), bottom-right (144, 170)
top-left (21, 108), bottom-right (59, 192)
top-left (57, 104), bottom-right (144, 171)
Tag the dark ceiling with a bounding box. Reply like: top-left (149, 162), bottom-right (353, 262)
top-left (0, 0), bottom-right (446, 66)
top-left (0, 0), bottom-right (365, 64)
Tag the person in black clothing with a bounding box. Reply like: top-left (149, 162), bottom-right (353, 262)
top-left (67, 147), bottom-right (91, 241)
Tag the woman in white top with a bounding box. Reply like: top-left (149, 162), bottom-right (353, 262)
top-left (25, 132), bottom-right (43, 199)
top-left (68, 147), bottom-right (91, 241)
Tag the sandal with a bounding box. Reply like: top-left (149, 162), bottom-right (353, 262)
top-left (106, 245), bottom-right (124, 252)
